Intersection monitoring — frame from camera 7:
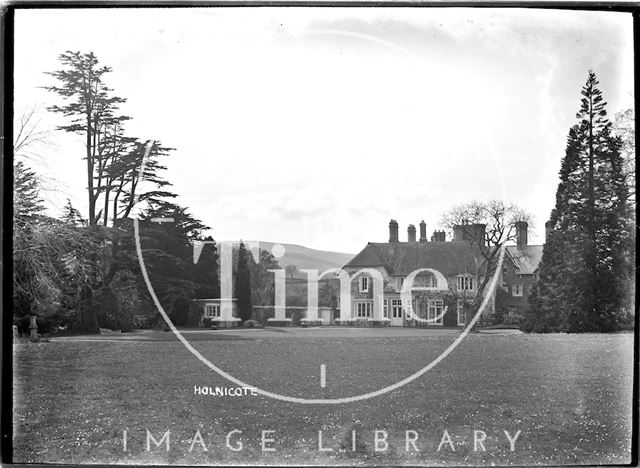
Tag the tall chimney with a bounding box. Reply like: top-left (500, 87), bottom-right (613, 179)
top-left (545, 220), bottom-right (553, 244)
top-left (453, 223), bottom-right (486, 246)
top-left (408, 224), bottom-right (417, 242)
top-left (431, 230), bottom-right (446, 242)
top-left (453, 225), bottom-right (464, 242)
top-left (515, 221), bottom-right (528, 250)
top-left (389, 219), bottom-right (399, 243)
top-left (419, 220), bottom-right (427, 242)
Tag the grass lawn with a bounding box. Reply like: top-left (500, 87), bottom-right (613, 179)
top-left (13, 328), bottom-right (634, 465)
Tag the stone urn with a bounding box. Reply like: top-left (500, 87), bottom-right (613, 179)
top-left (29, 315), bottom-right (38, 341)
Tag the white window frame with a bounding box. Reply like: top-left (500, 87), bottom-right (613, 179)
top-left (359, 276), bottom-right (370, 293)
top-left (427, 300), bottom-right (444, 325)
top-left (205, 304), bottom-right (220, 318)
top-left (391, 298), bottom-right (403, 318)
top-left (456, 275), bottom-right (475, 291)
top-left (355, 301), bottom-right (372, 318)
top-left (512, 283), bottom-right (523, 297)
top-left (383, 299), bottom-right (389, 318)
top-left (456, 300), bottom-right (466, 326)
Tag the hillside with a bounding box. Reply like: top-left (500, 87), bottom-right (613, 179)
top-left (228, 241), bottom-right (355, 273)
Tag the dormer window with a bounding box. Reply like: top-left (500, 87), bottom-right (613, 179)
top-left (359, 276), bottom-right (370, 293)
top-left (456, 275), bottom-right (475, 291)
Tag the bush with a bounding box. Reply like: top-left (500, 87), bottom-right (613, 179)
top-left (503, 313), bottom-right (524, 326)
top-left (202, 318), bottom-right (213, 328)
top-left (185, 302), bottom-right (203, 327)
top-left (243, 319), bottom-right (256, 328)
top-left (95, 282), bottom-right (136, 332)
top-left (132, 315), bottom-right (154, 329)
top-left (170, 297), bottom-right (190, 327)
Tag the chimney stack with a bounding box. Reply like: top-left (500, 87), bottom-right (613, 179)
top-left (453, 225), bottom-right (464, 242)
top-left (453, 222), bottom-right (486, 246)
top-left (408, 224), bottom-right (417, 242)
top-left (431, 230), bottom-right (446, 242)
top-left (545, 220), bottom-right (553, 244)
top-left (419, 220), bottom-right (427, 242)
top-left (515, 221), bottom-right (528, 250)
top-left (389, 219), bottom-right (399, 243)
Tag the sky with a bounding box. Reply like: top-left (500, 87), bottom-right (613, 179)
top-left (14, 8), bottom-right (634, 253)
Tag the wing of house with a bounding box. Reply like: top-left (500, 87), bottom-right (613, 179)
top-left (341, 219), bottom-right (544, 327)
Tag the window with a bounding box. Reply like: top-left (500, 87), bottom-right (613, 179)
top-left (415, 274), bottom-right (437, 288)
top-left (456, 275), bottom-right (475, 291)
top-left (395, 276), bottom-right (404, 291)
top-left (457, 300), bottom-right (465, 326)
top-left (427, 300), bottom-right (444, 325)
top-left (359, 276), bottom-right (370, 293)
top-left (391, 298), bottom-right (403, 318)
top-left (512, 284), bottom-right (523, 297)
top-left (205, 304), bottom-right (220, 318)
top-left (383, 299), bottom-right (389, 318)
top-left (355, 301), bottom-right (372, 318)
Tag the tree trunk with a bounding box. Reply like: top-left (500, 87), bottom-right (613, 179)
top-left (74, 282), bottom-right (100, 333)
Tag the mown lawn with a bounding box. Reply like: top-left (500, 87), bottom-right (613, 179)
top-left (13, 328), bottom-right (634, 465)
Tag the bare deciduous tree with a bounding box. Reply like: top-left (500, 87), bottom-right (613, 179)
top-left (442, 200), bottom-right (532, 329)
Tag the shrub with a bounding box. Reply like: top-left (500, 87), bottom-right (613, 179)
top-left (132, 315), bottom-right (154, 329)
top-left (503, 313), bottom-right (524, 326)
top-left (95, 280), bottom-right (137, 332)
top-left (202, 318), bottom-right (213, 328)
top-left (185, 302), bottom-right (202, 327)
top-left (243, 319), bottom-right (256, 328)
top-left (170, 297), bottom-right (190, 327)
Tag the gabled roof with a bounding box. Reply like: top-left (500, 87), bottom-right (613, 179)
top-left (506, 245), bottom-right (543, 275)
top-left (344, 242), bottom-right (484, 277)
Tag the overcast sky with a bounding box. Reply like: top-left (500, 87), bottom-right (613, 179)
top-left (14, 8), bottom-right (634, 253)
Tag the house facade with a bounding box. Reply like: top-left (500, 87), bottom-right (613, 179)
top-left (501, 221), bottom-right (545, 319)
top-left (341, 219), bottom-right (543, 327)
top-left (193, 298), bottom-right (240, 327)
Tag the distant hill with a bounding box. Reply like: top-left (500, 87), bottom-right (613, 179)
top-left (226, 241), bottom-right (355, 274)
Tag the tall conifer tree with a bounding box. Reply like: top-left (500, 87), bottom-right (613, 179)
top-left (527, 71), bottom-right (632, 332)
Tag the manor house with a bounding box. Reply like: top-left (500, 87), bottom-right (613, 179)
top-left (341, 219), bottom-right (544, 327)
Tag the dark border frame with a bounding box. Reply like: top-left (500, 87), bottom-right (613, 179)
top-left (1, 3), bottom-right (638, 467)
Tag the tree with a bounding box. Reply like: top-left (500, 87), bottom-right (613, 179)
top-left (61, 199), bottom-right (86, 226)
top-left (612, 108), bottom-right (635, 203)
top-left (13, 161), bottom-right (45, 224)
top-left (527, 71), bottom-right (633, 332)
top-left (247, 249), bottom-right (279, 306)
top-left (44, 51), bottom-right (129, 226)
top-left (234, 242), bottom-right (253, 322)
top-left (442, 200), bottom-right (531, 329)
top-left (135, 201), bottom-right (209, 326)
top-left (285, 264), bottom-right (299, 279)
top-left (13, 106), bottom-right (52, 161)
top-left (43, 51), bottom-right (179, 331)
top-left (193, 236), bottom-right (220, 300)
